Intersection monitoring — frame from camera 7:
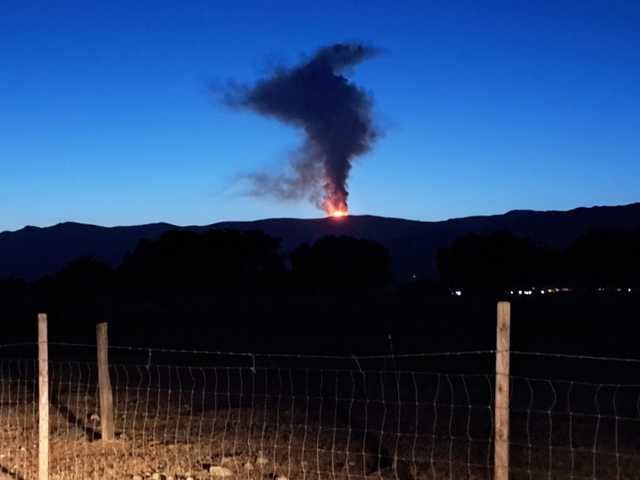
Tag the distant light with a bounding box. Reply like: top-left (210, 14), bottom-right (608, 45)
top-left (452, 289), bottom-right (463, 297)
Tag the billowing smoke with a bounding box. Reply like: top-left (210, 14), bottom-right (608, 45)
top-left (224, 43), bottom-right (379, 215)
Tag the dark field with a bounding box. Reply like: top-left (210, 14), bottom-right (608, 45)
top-left (2, 288), bottom-right (640, 479)
top-left (2, 334), bottom-right (640, 479)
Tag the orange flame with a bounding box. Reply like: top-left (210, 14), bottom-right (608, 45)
top-left (323, 194), bottom-right (348, 218)
top-left (325, 201), bottom-right (348, 218)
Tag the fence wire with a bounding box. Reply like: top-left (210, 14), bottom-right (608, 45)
top-left (1, 346), bottom-right (640, 480)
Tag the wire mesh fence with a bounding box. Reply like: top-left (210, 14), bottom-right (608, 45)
top-left (2, 339), bottom-right (640, 479)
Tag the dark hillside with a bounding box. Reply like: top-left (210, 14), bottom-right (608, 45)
top-left (1, 203), bottom-right (639, 281)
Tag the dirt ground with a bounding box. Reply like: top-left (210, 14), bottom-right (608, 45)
top-left (2, 364), bottom-right (640, 480)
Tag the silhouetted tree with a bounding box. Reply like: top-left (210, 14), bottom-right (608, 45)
top-left (55, 256), bottom-right (115, 293)
top-left (437, 232), bottom-right (546, 293)
top-left (438, 228), bottom-right (640, 292)
top-left (566, 228), bottom-right (640, 287)
top-left (290, 235), bottom-right (392, 291)
top-left (0, 278), bottom-right (28, 297)
top-left (119, 229), bottom-right (285, 292)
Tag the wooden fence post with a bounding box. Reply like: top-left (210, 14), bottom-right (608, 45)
top-left (38, 313), bottom-right (49, 480)
top-left (96, 322), bottom-right (115, 440)
top-left (495, 301), bottom-right (511, 480)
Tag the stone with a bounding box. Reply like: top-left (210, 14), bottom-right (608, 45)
top-left (255, 452), bottom-right (269, 466)
top-left (209, 466), bottom-right (234, 477)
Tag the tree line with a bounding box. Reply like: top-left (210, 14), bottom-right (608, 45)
top-left (1, 226), bottom-right (638, 299)
top-left (438, 228), bottom-right (640, 293)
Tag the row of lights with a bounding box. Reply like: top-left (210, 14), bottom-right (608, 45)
top-left (509, 287), bottom-right (635, 295)
top-left (508, 287), bottom-right (573, 296)
top-left (449, 287), bottom-right (635, 297)
top-left (596, 287), bottom-right (634, 293)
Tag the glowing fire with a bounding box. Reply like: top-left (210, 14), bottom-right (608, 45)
top-left (325, 203), bottom-right (348, 218)
top-left (324, 196), bottom-right (348, 218)
top-left (331, 209), bottom-right (348, 218)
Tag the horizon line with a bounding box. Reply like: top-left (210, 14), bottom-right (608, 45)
top-left (2, 200), bottom-right (639, 235)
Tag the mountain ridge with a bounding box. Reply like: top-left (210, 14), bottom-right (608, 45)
top-left (2, 202), bottom-right (639, 281)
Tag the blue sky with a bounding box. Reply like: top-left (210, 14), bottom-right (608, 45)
top-left (2, 0), bottom-right (639, 232)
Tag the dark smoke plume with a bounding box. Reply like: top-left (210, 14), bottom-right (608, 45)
top-left (224, 43), bottom-right (379, 215)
